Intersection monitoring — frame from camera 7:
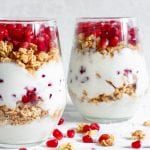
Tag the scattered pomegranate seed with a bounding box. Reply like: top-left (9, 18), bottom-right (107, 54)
top-left (131, 140), bottom-right (141, 149)
top-left (58, 118), bottom-right (64, 125)
top-left (19, 148), bottom-right (27, 150)
top-left (67, 129), bottom-right (75, 138)
top-left (82, 135), bottom-right (94, 143)
top-left (98, 134), bottom-right (110, 143)
top-left (83, 124), bottom-right (91, 132)
top-left (53, 129), bottom-right (63, 140)
top-left (90, 123), bottom-right (100, 131)
top-left (46, 138), bottom-right (58, 148)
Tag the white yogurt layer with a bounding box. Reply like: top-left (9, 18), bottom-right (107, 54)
top-left (68, 48), bottom-right (149, 99)
top-left (0, 117), bottom-right (55, 144)
top-left (0, 61), bottom-right (66, 109)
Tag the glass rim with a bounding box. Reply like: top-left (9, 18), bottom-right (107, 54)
top-left (76, 17), bottom-right (136, 21)
top-left (0, 18), bottom-right (56, 23)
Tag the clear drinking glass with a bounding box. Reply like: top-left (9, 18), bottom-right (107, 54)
top-left (68, 17), bottom-right (149, 123)
top-left (0, 19), bottom-right (66, 147)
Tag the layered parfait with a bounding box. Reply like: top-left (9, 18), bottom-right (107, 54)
top-left (0, 20), bottom-right (66, 146)
top-left (68, 18), bottom-right (149, 122)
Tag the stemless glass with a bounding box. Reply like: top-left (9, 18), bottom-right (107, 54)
top-left (68, 17), bottom-right (149, 123)
top-left (0, 19), bottom-right (66, 147)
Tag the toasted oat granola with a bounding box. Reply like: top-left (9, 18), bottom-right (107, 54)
top-left (0, 102), bottom-right (48, 125)
top-left (0, 41), bottom-right (60, 74)
top-left (58, 142), bottom-right (76, 150)
top-left (143, 120), bottom-right (150, 127)
top-left (131, 130), bottom-right (145, 140)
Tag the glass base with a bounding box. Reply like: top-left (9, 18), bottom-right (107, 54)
top-left (0, 140), bottom-right (44, 149)
top-left (84, 116), bottom-right (132, 124)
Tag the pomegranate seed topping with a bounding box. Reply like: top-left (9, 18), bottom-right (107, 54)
top-left (58, 118), bottom-right (64, 125)
top-left (109, 36), bottom-right (119, 46)
top-left (20, 42), bottom-right (29, 49)
top-left (100, 38), bottom-right (109, 49)
top-left (53, 129), bottom-right (63, 140)
top-left (131, 140), bottom-right (141, 149)
top-left (83, 125), bottom-right (91, 132)
top-left (82, 135), bottom-right (93, 143)
top-left (46, 139), bottom-right (58, 147)
top-left (67, 129), bottom-right (75, 138)
top-left (16, 24), bottom-right (24, 29)
top-left (21, 95), bottom-right (29, 103)
top-left (98, 134), bottom-right (110, 143)
top-left (19, 148), bottom-right (27, 150)
top-left (90, 123), bottom-right (100, 131)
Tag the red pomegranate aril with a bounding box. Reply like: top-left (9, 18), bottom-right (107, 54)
top-left (67, 129), bottom-right (75, 138)
top-left (20, 42), bottom-right (29, 49)
top-left (110, 36), bottom-right (119, 47)
top-left (90, 123), bottom-right (100, 131)
top-left (131, 140), bottom-right (141, 149)
top-left (58, 118), bottom-right (64, 125)
top-left (19, 148), bottom-right (27, 150)
top-left (16, 24), bottom-right (24, 29)
top-left (100, 38), bottom-right (109, 49)
top-left (98, 134), bottom-right (110, 143)
top-left (82, 135), bottom-right (93, 143)
top-left (6, 24), bottom-right (16, 32)
top-left (53, 129), bottom-right (63, 140)
top-left (129, 27), bottom-right (136, 38)
top-left (21, 95), bottom-right (29, 103)
top-left (46, 139), bottom-right (58, 148)
top-left (83, 125), bottom-right (91, 132)
top-left (37, 36), bottom-right (47, 51)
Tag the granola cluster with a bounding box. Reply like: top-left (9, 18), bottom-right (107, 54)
top-left (0, 102), bottom-right (48, 125)
top-left (76, 34), bottom-right (139, 57)
top-left (99, 134), bottom-right (115, 146)
top-left (81, 83), bottom-right (136, 103)
top-left (0, 41), bottom-right (60, 74)
top-left (131, 130), bottom-right (145, 140)
top-left (58, 142), bottom-right (76, 150)
top-left (143, 120), bottom-right (150, 127)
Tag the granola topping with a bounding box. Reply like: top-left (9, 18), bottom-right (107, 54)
top-left (58, 142), bottom-right (76, 150)
top-left (143, 120), bottom-right (150, 127)
top-left (0, 41), bottom-right (60, 74)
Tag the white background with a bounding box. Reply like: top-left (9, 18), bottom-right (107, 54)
top-left (0, 0), bottom-right (150, 76)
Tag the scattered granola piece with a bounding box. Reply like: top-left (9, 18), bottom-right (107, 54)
top-left (143, 120), bottom-right (150, 126)
top-left (75, 123), bottom-right (86, 133)
top-left (131, 130), bottom-right (145, 140)
top-left (58, 142), bottom-right (76, 150)
top-left (98, 134), bottom-right (115, 146)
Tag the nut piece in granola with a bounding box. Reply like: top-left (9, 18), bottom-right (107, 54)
top-left (58, 142), bottom-right (76, 150)
top-left (131, 130), bottom-right (145, 140)
top-left (143, 120), bottom-right (150, 127)
top-left (98, 134), bottom-right (115, 146)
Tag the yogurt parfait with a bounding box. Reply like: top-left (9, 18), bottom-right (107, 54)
top-left (0, 19), bottom-right (66, 147)
top-left (68, 17), bottom-right (149, 123)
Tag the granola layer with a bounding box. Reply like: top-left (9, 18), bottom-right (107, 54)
top-left (0, 41), bottom-right (60, 74)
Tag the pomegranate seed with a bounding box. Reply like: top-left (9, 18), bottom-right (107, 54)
top-left (109, 36), bottom-right (119, 47)
top-left (82, 135), bottom-right (93, 143)
top-left (98, 134), bottom-right (110, 143)
top-left (46, 139), bottom-right (58, 147)
top-left (129, 39), bottom-right (137, 45)
top-left (20, 42), bottom-right (29, 49)
top-left (67, 129), bottom-right (75, 138)
top-left (100, 38), bottom-right (109, 49)
top-left (53, 129), bottom-right (63, 140)
top-left (131, 140), bottom-right (141, 149)
top-left (21, 95), bottom-right (29, 103)
top-left (83, 125), bottom-right (91, 132)
top-left (58, 118), bottom-right (64, 125)
top-left (19, 148), bottom-right (27, 150)
top-left (90, 123), bottom-right (100, 131)
top-left (16, 24), bottom-right (24, 29)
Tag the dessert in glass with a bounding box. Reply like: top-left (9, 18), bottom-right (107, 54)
top-left (68, 17), bottom-right (149, 123)
top-left (0, 19), bottom-right (66, 147)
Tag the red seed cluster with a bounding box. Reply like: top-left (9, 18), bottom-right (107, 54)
top-left (0, 23), bottom-right (57, 52)
top-left (83, 123), bottom-right (100, 133)
top-left (76, 21), bottom-right (138, 49)
top-left (131, 140), bottom-right (141, 149)
top-left (21, 88), bottom-right (40, 104)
